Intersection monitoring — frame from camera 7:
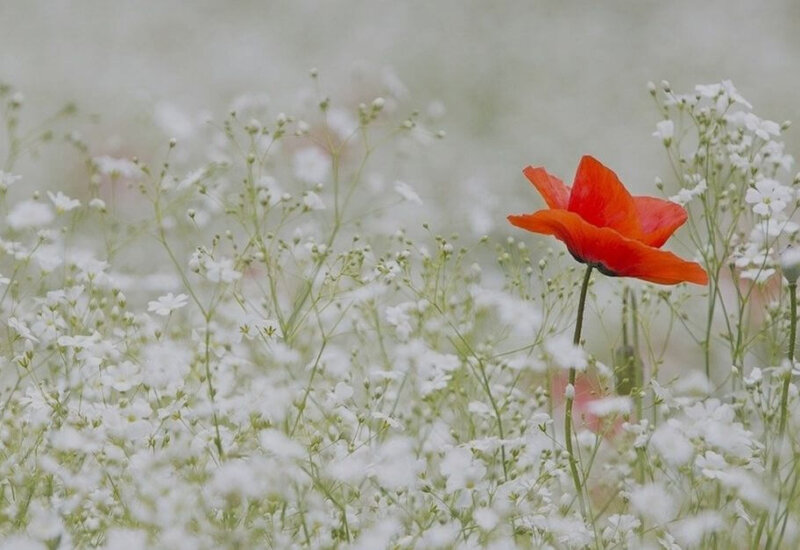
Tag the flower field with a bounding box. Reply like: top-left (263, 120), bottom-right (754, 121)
top-left (3, 3), bottom-right (800, 549)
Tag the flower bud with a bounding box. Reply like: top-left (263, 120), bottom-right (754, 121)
top-left (781, 247), bottom-right (800, 283)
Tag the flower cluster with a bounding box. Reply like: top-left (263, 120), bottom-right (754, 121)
top-left (0, 77), bottom-right (798, 550)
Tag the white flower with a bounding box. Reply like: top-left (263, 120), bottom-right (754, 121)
top-left (8, 317), bottom-right (39, 342)
top-left (147, 292), bottom-right (189, 316)
top-left (8, 200), bottom-right (54, 230)
top-left (727, 111), bottom-right (780, 141)
top-left (327, 108), bottom-right (358, 140)
top-left (440, 446), bottom-right (486, 493)
top-left (259, 429), bottom-right (305, 459)
top-left (205, 257), bottom-right (242, 283)
top-left (671, 512), bottom-right (724, 548)
top-left (652, 120), bottom-right (674, 143)
top-left (100, 361), bottom-right (142, 392)
top-left (47, 191), bottom-right (81, 212)
top-left (393, 180), bottom-right (422, 204)
top-left (369, 437), bottom-right (422, 491)
top-left (154, 101), bottom-right (197, 140)
top-left (385, 303), bottom-right (414, 340)
top-left (545, 334), bottom-right (587, 371)
top-left (303, 191), bottom-right (326, 210)
top-left (0, 171), bottom-right (22, 191)
top-left (781, 247), bottom-right (800, 282)
top-left (630, 483), bottom-right (676, 525)
top-left (745, 178), bottom-right (793, 216)
top-left (255, 175), bottom-right (284, 206)
top-left (696, 80), bottom-right (752, 110)
top-left (473, 507), bottom-right (499, 531)
top-left (94, 156), bottom-right (142, 178)
top-left (89, 197), bottom-right (107, 211)
top-left (651, 420), bottom-right (694, 466)
top-left (293, 147), bottom-right (330, 184)
top-left (585, 396), bottom-right (632, 417)
top-left (669, 176), bottom-right (707, 206)
top-left (739, 267), bottom-right (775, 284)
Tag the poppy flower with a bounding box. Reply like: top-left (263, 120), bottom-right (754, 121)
top-left (508, 155), bottom-right (708, 285)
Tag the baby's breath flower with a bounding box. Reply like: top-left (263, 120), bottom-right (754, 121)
top-left (0, 170), bottom-right (22, 191)
top-left (7, 199), bottom-right (54, 229)
top-left (47, 191), bottom-right (81, 212)
top-left (293, 147), bottom-right (330, 184)
top-left (147, 292), bottom-right (189, 316)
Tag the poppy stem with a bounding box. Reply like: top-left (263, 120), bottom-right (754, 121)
top-left (565, 265), bottom-right (593, 519)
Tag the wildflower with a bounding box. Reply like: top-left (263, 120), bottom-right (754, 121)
top-left (204, 257), bottom-right (241, 283)
top-left (652, 120), bottom-right (674, 144)
top-left (0, 171), bottom-right (22, 191)
top-left (669, 176), bottom-right (707, 206)
top-left (93, 156), bottom-right (142, 178)
top-left (781, 247), bottom-right (800, 283)
top-left (293, 147), bottom-right (330, 184)
top-left (326, 107), bottom-right (358, 139)
top-left (630, 483), bottom-right (676, 525)
top-left (147, 293), bottom-right (189, 316)
top-left (88, 197), bottom-right (107, 211)
top-left (393, 180), bottom-right (422, 204)
top-left (745, 178), bottom-right (793, 216)
top-left (508, 156), bottom-right (708, 285)
top-left (545, 334), bottom-right (587, 371)
top-left (302, 190), bottom-right (326, 210)
top-left (47, 191), bottom-right (81, 212)
top-left (8, 200), bottom-right (54, 230)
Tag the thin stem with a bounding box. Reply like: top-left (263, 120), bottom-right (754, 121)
top-left (779, 282), bottom-right (796, 439)
top-left (564, 265), bottom-right (593, 519)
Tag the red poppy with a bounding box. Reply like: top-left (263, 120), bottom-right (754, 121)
top-left (508, 156), bottom-right (708, 285)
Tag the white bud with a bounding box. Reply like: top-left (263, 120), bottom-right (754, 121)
top-left (781, 247), bottom-right (800, 283)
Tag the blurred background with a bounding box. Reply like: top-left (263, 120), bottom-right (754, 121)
top-left (2, 0), bottom-right (799, 234)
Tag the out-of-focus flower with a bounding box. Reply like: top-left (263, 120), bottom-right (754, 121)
top-left (781, 247), bottom-right (800, 283)
top-left (0, 171), bottom-right (22, 191)
top-left (293, 147), bottom-right (330, 184)
top-left (93, 156), bottom-right (142, 178)
top-left (303, 191), bottom-right (326, 210)
top-left (508, 156), bottom-right (708, 285)
top-left (393, 180), bottom-right (422, 204)
top-left (47, 191), bottom-right (81, 213)
top-left (653, 120), bottom-right (674, 144)
top-left (147, 293), bottom-right (189, 316)
top-left (8, 200), bottom-right (54, 230)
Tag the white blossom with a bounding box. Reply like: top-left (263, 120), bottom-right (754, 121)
top-left (147, 292), bottom-right (189, 316)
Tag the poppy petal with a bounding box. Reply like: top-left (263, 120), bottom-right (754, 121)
top-left (507, 210), bottom-right (708, 285)
top-left (633, 196), bottom-right (688, 248)
top-left (567, 156), bottom-right (641, 238)
top-left (523, 165), bottom-right (570, 209)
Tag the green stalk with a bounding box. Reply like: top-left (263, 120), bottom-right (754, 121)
top-left (564, 265), bottom-right (593, 518)
top-left (779, 282), bottom-right (797, 440)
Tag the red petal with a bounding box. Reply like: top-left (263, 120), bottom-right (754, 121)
top-left (633, 196), bottom-right (688, 248)
top-left (523, 166), bottom-right (570, 209)
top-left (507, 210), bottom-right (708, 285)
top-left (567, 156), bottom-right (641, 239)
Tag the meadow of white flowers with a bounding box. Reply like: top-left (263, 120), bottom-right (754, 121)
top-left (0, 72), bottom-right (799, 550)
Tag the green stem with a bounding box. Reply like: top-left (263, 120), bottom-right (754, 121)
top-left (564, 265), bottom-right (593, 519)
top-left (779, 282), bottom-right (797, 440)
